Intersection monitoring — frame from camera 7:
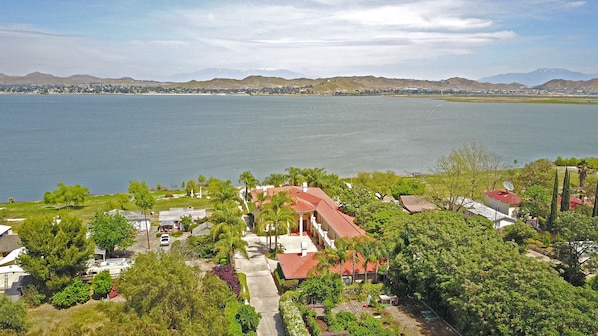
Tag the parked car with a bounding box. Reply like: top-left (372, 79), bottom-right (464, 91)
top-left (160, 234), bottom-right (171, 246)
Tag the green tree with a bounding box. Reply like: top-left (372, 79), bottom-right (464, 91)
top-left (300, 273), bottom-right (343, 304)
top-left (128, 180), bottom-right (155, 250)
top-left (238, 171), bottom-right (258, 201)
top-left (17, 214), bottom-right (93, 297)
top-left (561, 168), bottom-right (571, 212)
top-left (212, 221), bottom-right (249, 265)
top-left (578, 159), bottom-right (590, 188)
top-left (89, 212), bottom-right (137, 257)
top-left (547, 170), bottom-right (559, 231)
top-left (503, 221), bottom-right (537, 253)
top-left (262, 173), bottom-right (287, 187)
top-left (391, 176), bottom-right (425, 198)
top-left (43, 182), bottom-right (90, 209)
top-left (118, 252), bottom-right (230, 335)
top-left (209, 179), bottom-right (241, 204)
top-left (338, 184), bottom-right (376, 216)
top-left (355, 236), bottom-right (378, 283)
top-left (285, 166), bottom-right (304, 186)
top-left (0, 295), bottom-right (28, 334)
top-left (258, 191), bottom-right (296, 252)
top-left (92, 270), bottom-right (113, 298)
top-left (50, 278), bottom-right (90, 308)
top-left (430, 144), bottom-right (506, 211)
top-left (185, 179), bottom-right (199, 196)
top-left (520, 184), bottom-right (551, 219)
top-left (514, 158), bottom-right (555, 190)
top-left (553, 212), bottom-right (598, 285)
top-left (235, 304), bottom-right (261, 334)
top-left (355, 171), bottom-right (400, 200)
top-left (593, 181), bottom-right (598, 217)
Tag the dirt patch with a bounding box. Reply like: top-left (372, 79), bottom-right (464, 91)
top-left (329, 299), bottom-right (459, 336)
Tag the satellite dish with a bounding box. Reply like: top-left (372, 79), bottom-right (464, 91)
top-left (503, 181), bottom-right (514, 191)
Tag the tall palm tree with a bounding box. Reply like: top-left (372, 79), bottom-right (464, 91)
top-left (356, 236), bottom-right (378, 284)
top-left (334, 237), bottom-right (351, 281)
top-left (210, 179), bottom-right (242, 204)
top-left (285, 166), bottom-right (303, 186)
top-left (312, 249), bottom-right (337, 276)
top-left (213, 224), bottom-right (248, 266)
top-left (577, 159), bottom-right (590, 189)
top-left (259, 191), bottom-right (296, 252)
top-left (238, 171), bottom-right (258, 201)
top-left (211, 200), bottom-right (245, 234)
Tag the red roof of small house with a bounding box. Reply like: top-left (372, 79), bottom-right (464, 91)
top-left (484, 190), bottom-right (522, 205)
top-left (252, 186), bottom-right (365, 238)
top-left (557, 196), bottom-right (584, 210)
top-left (277, 251), bottom-right (379, 280)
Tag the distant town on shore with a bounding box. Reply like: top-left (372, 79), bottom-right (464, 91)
top-left (1, 69), bottom-right (597, 97)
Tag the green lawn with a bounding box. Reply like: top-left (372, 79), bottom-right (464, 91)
top-left (1, 191), bottom-right (216, 233)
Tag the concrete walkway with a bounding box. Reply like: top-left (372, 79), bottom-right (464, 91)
top-left (235, 232), bottom-right (284, 336)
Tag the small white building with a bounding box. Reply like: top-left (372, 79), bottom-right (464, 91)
top-left (107, 209), bottom-right (150, 231)
top-left (159, 207), bottom-right (207, 232)
top-left (457, 197), bottom-right (517, 230)
top-left (483, 190), bottom-right (521, 218)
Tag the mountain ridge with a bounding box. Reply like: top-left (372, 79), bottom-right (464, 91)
top-left (479, 68), bottom-right (598, 86)
top-left (1, 71), bottom-right (597, 94)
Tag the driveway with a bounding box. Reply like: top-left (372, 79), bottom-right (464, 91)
top-left (235, 232), bottom-right (284, 336)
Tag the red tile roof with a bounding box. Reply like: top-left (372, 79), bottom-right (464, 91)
top-left (252, 186), bottom-right (365, 238)
top-left (557, 196), bottom-right (584, 210)
top-left (484, 190), bottom-right (522, 205)
top-left (277, 251), bottom-right (378, 280)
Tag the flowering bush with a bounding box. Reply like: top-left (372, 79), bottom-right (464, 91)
top-left (212, 265), bottom-right (241, 296)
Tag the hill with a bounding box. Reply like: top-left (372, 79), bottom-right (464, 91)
top-left (479, 68), bottom-right (598, 86)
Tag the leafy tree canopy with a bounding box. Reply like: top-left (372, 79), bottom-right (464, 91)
top-left (17, 214), bottom-right (93, 297)
top-left (391, 176), bottom-right (425, 199)
top-left (0, 295), bottom-right (28, 334)
top-left (43, 182), bottom-right (90, 208)
top-left (514, 158), bottom-right (555, 191)
top-left (89, 212), bottom-right (137, 257)
top-left (118, 252), bottom-right (231, 335)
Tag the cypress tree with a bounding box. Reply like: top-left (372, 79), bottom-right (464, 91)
top-left (560, 168), bottom-right (570, 212)
top-left (547, 170), bottom-right (558, 231)
top-left (593, 181), bottom-right (598, 217)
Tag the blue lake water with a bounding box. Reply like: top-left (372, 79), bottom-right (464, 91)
top-left (0, 94), bottom-right (596, 201)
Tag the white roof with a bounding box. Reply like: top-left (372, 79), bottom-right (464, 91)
top-left (159, 207), bottom-right (206, 222)
top-left (0, 247), bottom-right (25, 266)
top-left (0, 264), bottom-right (25, 274)
top-left (457, 197), bottom-right (516, 229)
top-left (0, 225), bottom-right (11, 236)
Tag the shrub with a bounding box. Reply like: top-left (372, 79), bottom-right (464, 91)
top-left (299, 274), bottom-right (343, 304)
top-left (50, 278), bottom-right (90, 308)
top-left (212, 265), bottom-right (241, 297)
top-left (279, 297), bottom-right (310, 336)
top-left (20, 283), bottom-right (45, 307)
top-left (236, 304), bottom-right (261, 334)
top-left (224, 300), bottom-right (244, 336)
top-left (274, 266), bottom-right (299, 293)
top-left (0, 295), bottom-right (28, 334)
top-left (92, 270), bottom-right (112, 298)
top-left (237, 272), bottom-right (250, 302)
top-left (300, 305), bottom-right (321, 336)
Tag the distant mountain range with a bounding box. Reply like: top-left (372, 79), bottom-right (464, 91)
top-left (479, 68), bottom-right (598, 86)
top-left (1, 70), bottom-right (597, 94)
top-left (163, 68), bottom-right (306, 82)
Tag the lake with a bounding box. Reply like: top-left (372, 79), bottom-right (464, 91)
top-left (1, 94), bottom-right (596, 201)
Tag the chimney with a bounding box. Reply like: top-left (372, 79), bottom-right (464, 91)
top-left (301, 241), bottom-right (307, 257)
top-left (302, 182), bottom-right (308, 192)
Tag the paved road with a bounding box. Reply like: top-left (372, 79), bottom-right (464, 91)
top-left (235, 233), bottom-right (284, 336)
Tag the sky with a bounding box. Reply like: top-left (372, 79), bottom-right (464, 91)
top-left (0, 0), bottom-right (596, 81)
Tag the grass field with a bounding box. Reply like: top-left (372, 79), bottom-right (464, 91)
top-left (27, 300), bottom-right (109, 335)
top-left (1, 190), bottom-right (215, 232)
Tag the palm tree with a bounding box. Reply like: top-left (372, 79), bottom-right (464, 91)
top-left (211, 200), bottom-right (246, 234)
top-left (258, 191), bottom-right (296, 252)
top-left (213, 224), bottom-right (248, 266)
top-left (238, 171), bottom-right (258, 201)
top-left (334, 237), bottom-right (351, 281)
top-left (577, 159), bottom-right (590, 189)
top-left (285, 166), bottom-right (303, 186)
top-left (356, 236), bottom-right (378, 284)
top-left (210, 179), bottom-right (242, 204)
top-left (312, 249), bottom-right (337, 276)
